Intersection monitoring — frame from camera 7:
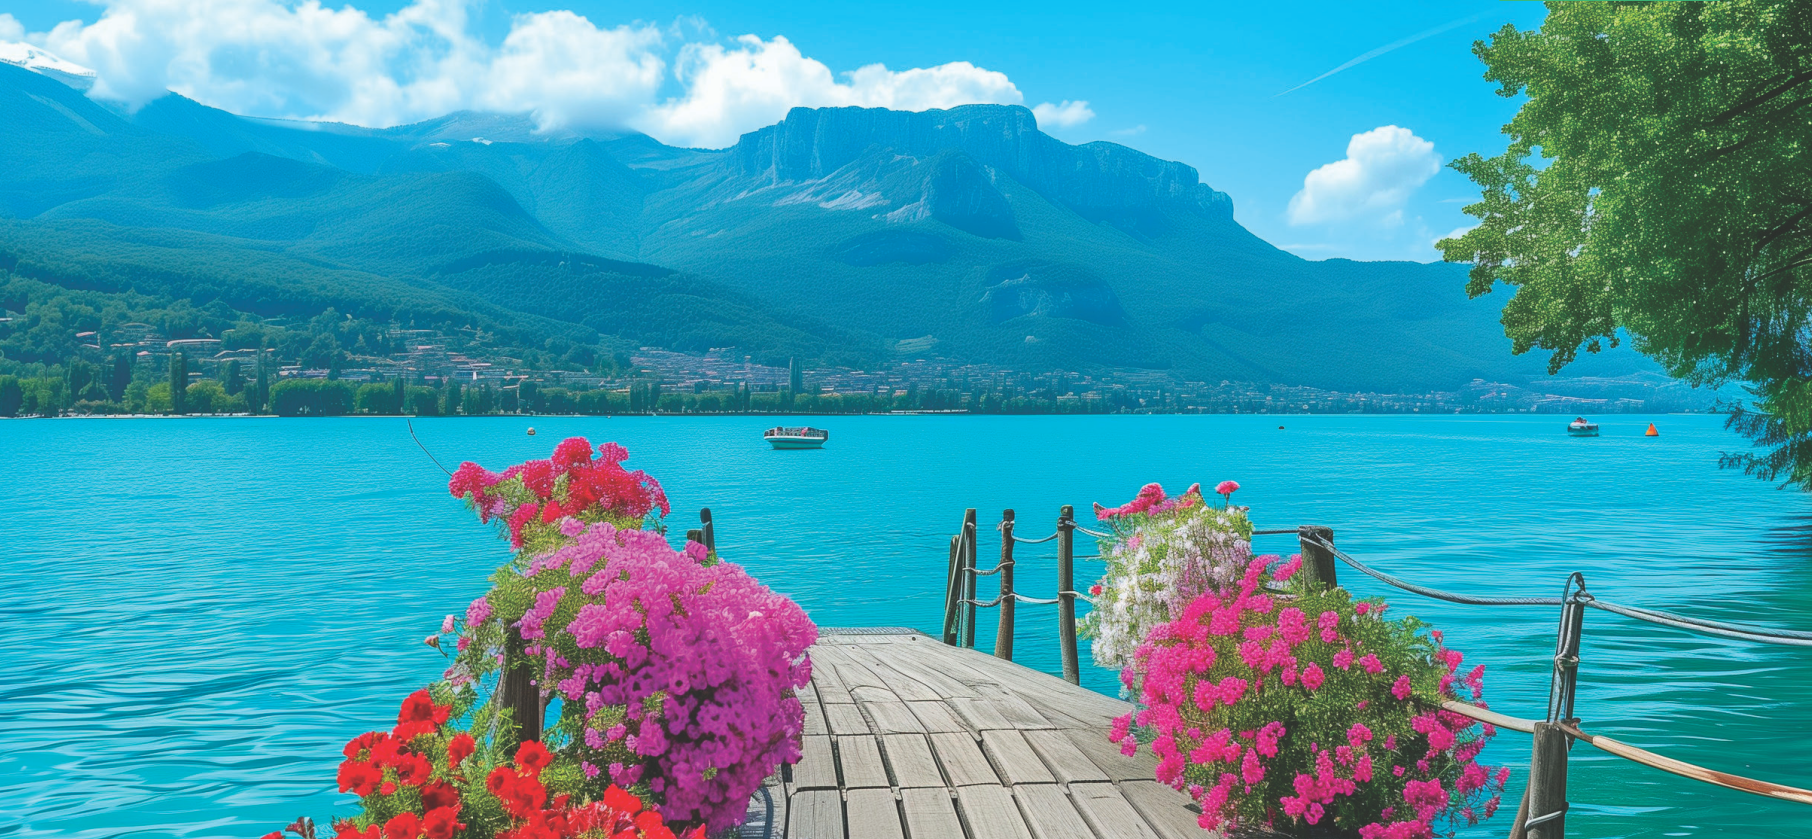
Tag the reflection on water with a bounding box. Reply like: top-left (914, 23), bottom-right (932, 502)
top-left (1, 414), bottom-right (1808, 838)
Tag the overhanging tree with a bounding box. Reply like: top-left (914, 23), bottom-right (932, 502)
top-left (1440, 0), bottom-right (1812, 487)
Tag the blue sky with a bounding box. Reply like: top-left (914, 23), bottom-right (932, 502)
top-left (0, 0), bottom-right (1547, 261)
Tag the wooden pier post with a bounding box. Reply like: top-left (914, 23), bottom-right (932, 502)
top-left (961, 508), bottom-right (979, 649)
top-left (1057, 504), bottom-right (1080, 685)
top-left (1298, 525), bottom-right (1337, 588)
top-left (1523, 722), bottom-right (1571, 839)
top-left (995, 509), bottom-right (1016, 660)
top-left (699, 507), bottom-right (715, 554)
top-left (500, 629), bottom-right (543, 744)
top-left (1518, 577), bottom-right (1586, 839)
top-left (943, 533), bottom-right (962, 646)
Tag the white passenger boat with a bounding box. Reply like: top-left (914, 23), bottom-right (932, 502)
top-left (1567, 417), bottom-right (1599, 437)
top-left (765, 426), bottom-right (829, 449)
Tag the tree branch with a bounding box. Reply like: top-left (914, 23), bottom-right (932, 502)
top-left (1756, 205), bottom-right (1812, 253)
top-left (1709, 69), bottom-right (1812, 126)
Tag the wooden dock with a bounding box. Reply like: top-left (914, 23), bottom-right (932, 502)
top-left (762, 628), bottom-right (1209, 839)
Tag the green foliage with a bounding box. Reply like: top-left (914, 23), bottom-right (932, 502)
top-left (268, 378), bottom-right (356, 416)
top-left (1440, 0), bottom-right (1812, 487)
top-left (0, 375), bottom-right (21, 417)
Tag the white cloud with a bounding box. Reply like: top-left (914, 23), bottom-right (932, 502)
top-left (1287, 125), bottom-right (1440, 225)
top-left (1031, 99), bottom-right (1093, 129)
top-left (1110, 124), bottom-right (1147, 137)
top-left (16, 0), bottom-right (1059, 148)
top-left (638, 35), bottom-right (1025, 147)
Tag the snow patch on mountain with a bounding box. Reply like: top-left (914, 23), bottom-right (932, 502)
top-left (0, 42), bottom-right (96, 90)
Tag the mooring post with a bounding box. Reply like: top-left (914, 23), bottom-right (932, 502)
top-left (699, 507), bottom-right (715, 554)
top-left (1518, 574), bottom-right (1587, 839)
top-left (1057, 504), bottom-right (1080, 685)
top-left (1298, 525), bottom-right (1337, 588)
top-left (686, 528), bottom-right (704, 551)
top-left (1524, 722), bottom-right (1571, 839)
top-left (942, 533), bottom-right (962, 646)
top-left (500, 629), bottom-right (543, 744)
top-left (961, 508), bottom-right (979, 649)
top-left (995, 509), bottom-right (1016, 660)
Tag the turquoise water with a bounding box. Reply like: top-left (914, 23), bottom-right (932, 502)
top-left (2, 414), bottom-right (1809, 839)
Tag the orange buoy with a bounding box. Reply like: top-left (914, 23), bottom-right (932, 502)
top-left (1645, 423), bottom-right (1659, 436)
top-left (527, 427), bottom-right (537, 436)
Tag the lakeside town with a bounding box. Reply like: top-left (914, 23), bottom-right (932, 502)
top-left (1, 317), bottom-right (1719, 416)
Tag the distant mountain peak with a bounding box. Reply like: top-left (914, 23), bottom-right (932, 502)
top-left (0, 42), bottom-right (95, 90)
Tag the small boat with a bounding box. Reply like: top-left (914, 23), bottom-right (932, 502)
top-left (1566, 417), bottom-right (1599, 437)
top-left (765, 426), bottom-right (828, 449)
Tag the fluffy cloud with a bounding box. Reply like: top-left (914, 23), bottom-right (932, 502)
top-left (1287, 125), bottom-right (1440, 225)
top-left (640, 35), bottom-right (1024, 147)
top-left (15, 0), bottom-right (1060, 148)
top-left (1031, 100), bottom-right (1093, 129)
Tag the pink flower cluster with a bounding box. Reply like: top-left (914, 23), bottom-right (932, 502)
top-left (1116, 553), bottom-right (1507, 836)
top-left (1093, 482), bottom-right (1204, 520)
top-left (494, 521), bottom-right (817, 831)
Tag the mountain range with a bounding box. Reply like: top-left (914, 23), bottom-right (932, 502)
top-left (0, 56), bottom-right (1656, 392)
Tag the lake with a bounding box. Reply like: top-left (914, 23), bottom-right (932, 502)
top-left (1, 414), bottom-right (1808, 839)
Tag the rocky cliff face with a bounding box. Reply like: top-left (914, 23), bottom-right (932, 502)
top-left (727, 105), bottom-right (1233, 229)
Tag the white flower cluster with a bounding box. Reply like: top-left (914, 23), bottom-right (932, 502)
top-left (1081, 503), bottom-right (1253, 669)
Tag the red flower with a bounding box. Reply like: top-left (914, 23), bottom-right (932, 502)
top-left (508, 503), bottom-right (539, 548)
top-left (522, 460), bottom-right (557, 499)
top-left (603, 785), bottom-right (643, 815)
top-left (421, 807), bottom-right (465, 839)
top-left (447, 733), bottom-right (476, 767)
top-left (540, 501), bottom-right (563, 523)
top-left (342, 731), bottom-right (387, 760)
top-left (486, 766), bottom-right (516, 798)
top-left (514, 740), bottom-right (553, 774)
top-left (394, 752), bottom-right (434, 787)
top-left (397, 690), bottom-right (450, 725)
top-left (262, 833), bottom-right (283, 839)
top-left (381, 812), bottom-right (419, 839)
top-left (336, 761), bottom-right (382, 796)
top-left (552, 437), bottom-right (593, 469)
top-left (499, 775), bottom-right (547, 818)
top-left (420, 780), bottom-right (460, 811)
top-left (331, 821), bottom-right (379, 839)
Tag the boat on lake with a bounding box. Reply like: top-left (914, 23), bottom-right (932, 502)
top-left (764, 426), bottom-right (829, 449)
top-left (1567, 417), bottom-right (1600, 437)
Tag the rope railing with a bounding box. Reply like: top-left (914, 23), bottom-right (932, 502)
top-left (1301, 533), bottom-right (1812, 646)
top-left (939, 508), bottom-right (1812, 837)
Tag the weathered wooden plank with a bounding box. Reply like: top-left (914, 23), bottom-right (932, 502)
top-left (791, 735), bottom-right (838, 791)
top-left (930, 730), bottom-right (1001, 787)
top-left (980, 729), bottom-right (1057, 786)
top-left (977, 684), bottom-right (1058, 730)
top-left (907, 700), bottom-right (970, 733)
top-left (818, 645), bottom-right (893, 693)
top-left (844, 646), bottom-right (944, 701)
top-left (878, 648), bottom-right (983, 699)
top-left (864, 699), bottom-right (928, 734)
top-left (836, 735), bottom-right (891, 789)
top-left (787, 789), bottom-right (845, 839)
top-left (950, 696), bottom-right (1017, 732)
top-left (1067, 783), bottom-right (1164, 839)
top-left (803, 697), bottom-right (828, 736)
top-left (956, 784), bottom-right (1035, 839)
top-left (1063, 728), bottom-right (1158, 783)
top-left (1022, 729), bottom-right (1111, 784)
top-left (844, 788), bottom-right (906, 839)
top-left (880, 733), bottom-right (946, 789)
top-left (826, 702), bottom-right (870, 736)
top-left (1014, 783), bottom-right (1096, 839)
top-left (1120, 780), bottom-right (1207, 839)
top-left (901, 787), bottom-right (965, 839)
top-left (852, 685), bottom-right (903, 705)
top-left (811, 648), bottom-right (855, 705)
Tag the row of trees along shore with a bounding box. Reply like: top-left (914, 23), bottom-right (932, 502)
top-left (0, 354), bottom-right (1122, 417)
